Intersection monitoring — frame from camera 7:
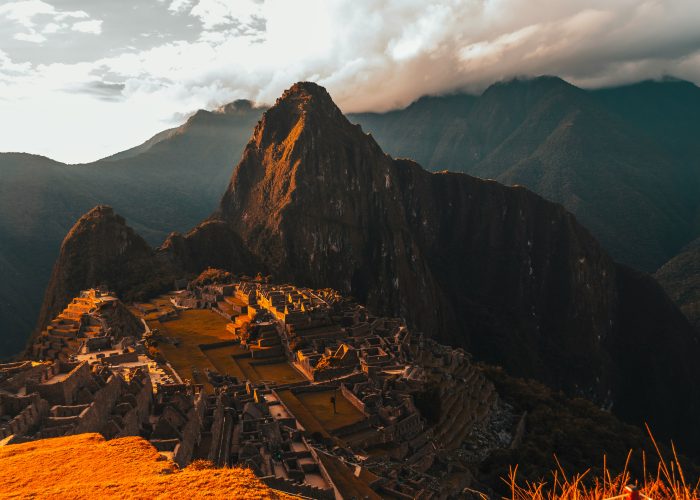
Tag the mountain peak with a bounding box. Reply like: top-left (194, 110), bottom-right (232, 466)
top-left (264, 81), bottom-right (346, 128)
top-left (280, 81), bottom-right (334, 104)
top-left (482, 75), bottom-right (578, 98)
top-left (35, 205), bottom-right (173, 337)
top-left (219, 81), bottom-right (383, 222)
top-left (65, 205), bottom-right (125, 239)
top-left (215, 99), bottom-right (254, 115)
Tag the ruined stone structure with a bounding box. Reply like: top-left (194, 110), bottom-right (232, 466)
top-left (149, 383), bottom-right (207, 468)
top-left (30, 288), bottom-right (143, 362)
top-left (4, 279), bottom-right (517, 497)
top-left (170, 277), bottom-right (510, 498)
top-left (0, 360), bottom-right (152, 443)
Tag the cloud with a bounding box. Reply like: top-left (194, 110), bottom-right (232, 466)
top-left (13, 31), bottom-right (46, 43)
top-left (1, 0), bottom-right (700, 163)
top-left (71, 19), bottom-right (102, 34)
top-left (168, 0), bottom-right (195, 14)
top-left (63, 80), bottom-right (125, 101)
top-left (189, 0), bottom-right (264, 30)
top-left (0, 0), bottom-right (99, 43)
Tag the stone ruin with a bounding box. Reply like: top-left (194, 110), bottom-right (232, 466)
top-left (0, 360), bottom-right (151, 443)
top-left (172, 278), bottom-right (519, 498)
top-left (31, 288), bottom-right (143, 362)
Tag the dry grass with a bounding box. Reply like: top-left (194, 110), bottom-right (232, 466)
top-left (0, 433), bottom-right (297, 499)
top-left (506, 425), bottom-right (700, 500)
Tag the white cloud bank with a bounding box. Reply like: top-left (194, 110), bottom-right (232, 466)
top-left (0, 0), bottom-right (98, 44)
top-left (1, 0), bottom-right (700, 163)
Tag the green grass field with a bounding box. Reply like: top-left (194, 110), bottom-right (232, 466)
top-left (251, 362), bottom-right (306, 384)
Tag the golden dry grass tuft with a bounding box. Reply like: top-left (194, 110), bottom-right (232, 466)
top-left (506, 425), bottom-right (700, 500)
top-left (0, 433), bottom-right (297, 499)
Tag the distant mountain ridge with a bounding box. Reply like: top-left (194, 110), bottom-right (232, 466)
top-left (350, 76), bottom-right (700, 272)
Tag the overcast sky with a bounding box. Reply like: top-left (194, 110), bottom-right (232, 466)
top-left (1, 0), bottom-right (699, 163)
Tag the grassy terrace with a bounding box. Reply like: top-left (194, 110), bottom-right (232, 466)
top-left (151, 310), bottom-right (233, 390)
top-left (204, 346), bottom-right (305, 384)
top-left (277, 388), bottom-right (365, 438)
top-left (252, 361), bottom-right (306, 384)
top-left (152, 309), bottom-right (304, 390)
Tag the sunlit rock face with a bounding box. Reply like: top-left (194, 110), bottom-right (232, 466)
top-left (44, 82), bottom-right (700, 454)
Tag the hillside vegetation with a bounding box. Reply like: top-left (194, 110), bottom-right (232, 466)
top-left (0, 433), bottom-right (296, 499)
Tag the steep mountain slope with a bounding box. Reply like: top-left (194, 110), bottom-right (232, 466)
top-left (35, 206), bottom-right (175, 337)
top-left (160, 82), bottom-right (700, 453)
top-left (655, 238), bottom-right (700, 329)
top-left (350, 77), bottom-right (698, 272)
top-left (0, 101), bottom-right (264, 358)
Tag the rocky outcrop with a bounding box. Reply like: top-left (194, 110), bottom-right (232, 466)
top-left (163, 82), bottom-right (700, 453)
top-left (35, 206), bottom-right (173, 337)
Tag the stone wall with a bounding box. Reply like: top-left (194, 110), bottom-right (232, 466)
top-left (207, 396), bottom-right (225, 463)
top-left (114, 373), bottom-right (153, 438)
top-left (173, 391), bottom-right (205, 468)
top-left (73, 373), bottom-right (121, 434)
top-left (340, 384), bottom-right (368, 415)
top-left (28, 362), bottom-right (92, 405)
top-left (0, 362), bottom-right (50, 393)
top-left (260, 476), bottom-right (334, 500)
top-left (0, 394), bottom-right (48, 439)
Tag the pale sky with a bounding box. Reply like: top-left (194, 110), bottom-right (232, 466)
top-left (1, 0), bottom-right (699, 163)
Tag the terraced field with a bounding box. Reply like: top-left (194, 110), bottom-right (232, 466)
top-left (150, 310), bottom-right (234, 390)
top-left (152, 309), bottom-right (305, 390)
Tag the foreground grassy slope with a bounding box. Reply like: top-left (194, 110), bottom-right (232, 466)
top-left (0, 433), bottom-right (296, 499)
